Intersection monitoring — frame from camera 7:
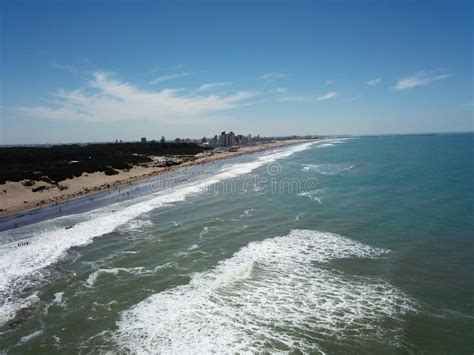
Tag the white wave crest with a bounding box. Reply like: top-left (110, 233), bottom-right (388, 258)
top-left (119, 219), bottom-right (154, 232)
top-left (317, 138), bottom-right (351, 147)
top-left (297, 189), bottom-right (325, 203)
top-left (0, 292), bottom-right (39, 329)
top-left (85, 267), bottom-right (145, 288)
top-left (115, 230), bottom-right (417, 353)
top-left (20, 329), bottom-right (43, 344)
top-left (240, 208), bottom-right (255, 217)
top-left (53, 292), bottom-right (64, 305)
top-left (301, 163), bottom-right (356, 175)
top-left (317, 143), bottom-right (335, 148)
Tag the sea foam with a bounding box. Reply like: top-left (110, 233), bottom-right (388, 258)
top-left (301, 163), bottom-right (356, 175)
top-left (114, 230), bottom-right (417, 353)
top-left (297, 189), bottom-right (325, 203)
top-left (85, 267), bottom-right (146, 288)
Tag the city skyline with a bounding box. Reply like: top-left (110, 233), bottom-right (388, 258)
top-left (1, 1), bottom-right (473, 144)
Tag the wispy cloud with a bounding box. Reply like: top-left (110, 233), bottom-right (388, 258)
top-left (277, 95), bottom-right (308, 103)
top-left (326, 80), bottom-right (335, 85)
top-left (195, 82), bottom-right (231, 92)
top-left (276, 90), bottom-right (338, 103)
top-left (149, 72), bottom-right (192, 85)
top-left (273, 87), bottom-right (288, 94)
top-left (19, 72), bottom-right (255, 123)
top-left (142, 64), bottom-right (186, 76)
top-left (367, 78), bottom-right (382, 86)
top-left (261, 72), bottom-right (287, 81)
top-left (345, 94), bottom-right (363, 102)
top-left (392, 71), bottom-right (452, 91)
top-left (50, 62), bottom-right (81, 74)
top-left (316, 91), bottom-right (338, 101)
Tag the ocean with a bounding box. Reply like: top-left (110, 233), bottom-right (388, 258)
top-left (0, 134), bottom-right (473, 353)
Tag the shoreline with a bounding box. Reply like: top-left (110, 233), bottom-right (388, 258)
top-left (0, 139), bottom-right (312, 224)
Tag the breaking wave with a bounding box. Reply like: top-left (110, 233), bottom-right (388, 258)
top-left (118, 219), bottom-right (154, 232)
top-left (297, 189), bottom-right (325, 203)
top-left (302, 163), bottom-right (357, 175)
top-left (115, 229), bottom-right (417, 353)
top-left (85, 267), bottom-right (146, 288)
top-left (316, 138), bottom-right (350, 148)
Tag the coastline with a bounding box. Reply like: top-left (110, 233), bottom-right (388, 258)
top-left (0, 139), bottom-right (311, 223)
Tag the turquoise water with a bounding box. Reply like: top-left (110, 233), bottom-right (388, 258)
top-left (0, 134), bottom-right (473, 353)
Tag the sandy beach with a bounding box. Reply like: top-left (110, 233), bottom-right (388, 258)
top-left (0, 140), bottom-right (309, 219)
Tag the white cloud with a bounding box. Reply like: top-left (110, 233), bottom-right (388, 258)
top-left (345, 94), bottom-right (363, 102)
top-left (261, 72), bottom-right (287, 81)
top-left (19, 72), bottom-right (255, 123)
top-left (326, 80), bottom-right (335, 85)
top-left (367, 78), bottom-right (382, 86)
top-left (392, 71), bottom-right (452, 91)
top-left (149, 72), bottom-right (191, 85)
top-left (277, 95), bottom-right (307, 102)
top-left (142, 64), bottom-right (186, 76)
top-left (316, 91), bottom-right (338, 101)
top-left (195, 82), bottom-right (231, 92)
top-left (276, 91), bottom-right (338, 103)
top-left (275, 91), bottom-right (320, 103)
top-left (50, 62), bottom-right (80, 73)
top-left (274, 87), bottom-right (288, 94)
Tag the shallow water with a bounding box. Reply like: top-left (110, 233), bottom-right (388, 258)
top-left (0, 134), bottom-right (473, 353)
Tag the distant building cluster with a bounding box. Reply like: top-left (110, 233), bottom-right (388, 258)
top-left (212, 131), bottom-right (253, 147)
top-left (119, 131), bottom-right (320, 147)
top-left (173, 131), bottom-right (256, 147)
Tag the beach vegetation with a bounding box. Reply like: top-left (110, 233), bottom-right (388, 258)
top-left (0, 142), bottom-right (210, 183)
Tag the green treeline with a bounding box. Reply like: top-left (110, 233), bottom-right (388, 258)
top-left (0, 142), bottom-right (209, 184)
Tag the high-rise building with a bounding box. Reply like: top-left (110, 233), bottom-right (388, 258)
top-left (160, 136), bottom-right (166, 144)
top-left (141, 137), bottom-right (147, 143)
top-left (227, 131), bottom-right (235, 146)
top-left (213, 130), bottom-right (254, 147)
top-left (219, 131), bottom-right (226, 146)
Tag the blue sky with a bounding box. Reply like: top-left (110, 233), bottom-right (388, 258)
top-left (1, 0), bottom-right (472, 144)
